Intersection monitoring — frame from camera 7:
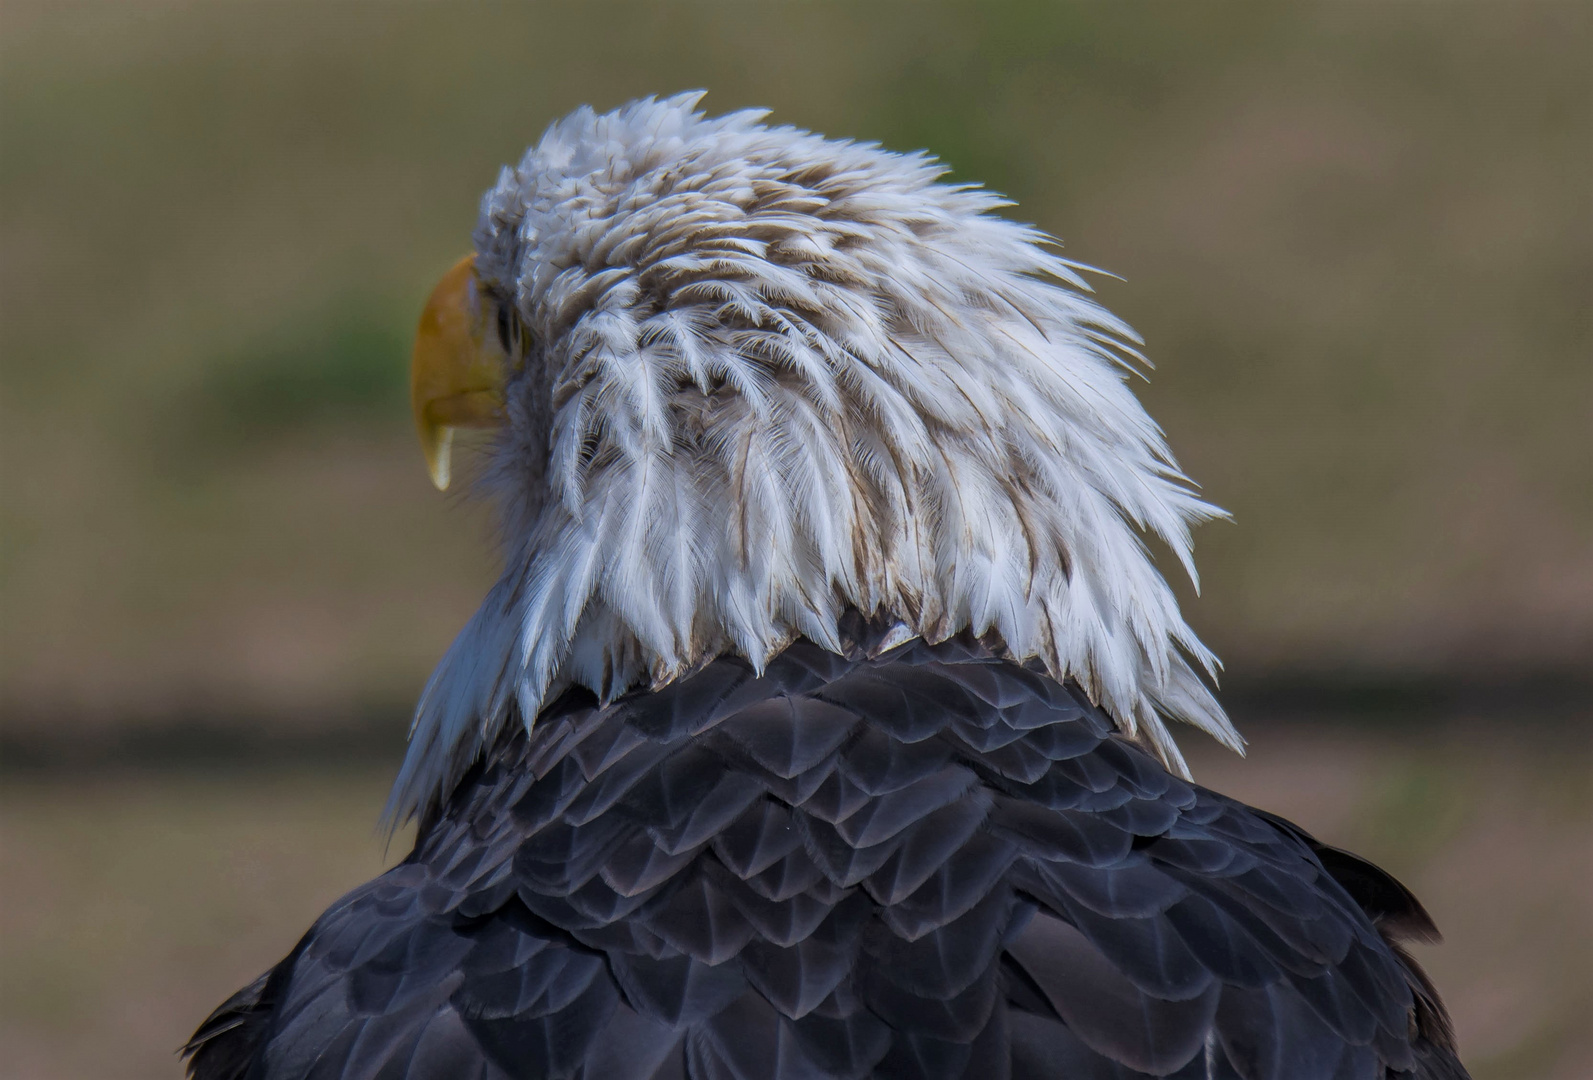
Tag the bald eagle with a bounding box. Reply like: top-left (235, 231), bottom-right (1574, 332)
top-left (185, 95), bottom-right (1467, 1080)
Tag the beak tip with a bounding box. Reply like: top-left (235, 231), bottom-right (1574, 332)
top-left (423, 427), bottom-right (454, 491)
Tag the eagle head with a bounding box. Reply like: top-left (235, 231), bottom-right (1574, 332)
top-left (391, 93), bottom-right (1238, 825)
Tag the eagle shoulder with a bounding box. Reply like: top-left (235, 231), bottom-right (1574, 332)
top-left (189, 633), bottom-right (1465, 1079)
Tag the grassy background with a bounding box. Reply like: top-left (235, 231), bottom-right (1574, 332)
top-left (0, 1), bottom-right (1588, 1077)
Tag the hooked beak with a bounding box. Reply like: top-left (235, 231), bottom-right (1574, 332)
top-left (410, 254), bottom-right (510, 490)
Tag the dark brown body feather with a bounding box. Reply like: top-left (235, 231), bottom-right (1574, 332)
top-left (186, 630), bottom-right (1466, 1079)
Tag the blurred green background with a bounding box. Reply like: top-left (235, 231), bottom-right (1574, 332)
top-left (1, 2), bottom-right (1587, 1078)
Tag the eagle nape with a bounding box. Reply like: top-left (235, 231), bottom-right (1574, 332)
top-left (186, 93), bottom-right (1468, 1080)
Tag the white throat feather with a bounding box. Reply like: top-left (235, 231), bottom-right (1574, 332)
top-left (387, 93), bottom-right (1239, 826)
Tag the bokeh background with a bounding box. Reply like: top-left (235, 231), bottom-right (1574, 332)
top-left (2, 2), bottom-right (1588, 1077)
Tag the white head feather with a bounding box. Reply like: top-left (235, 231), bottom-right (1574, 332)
top-left (387, 93), bottom-right (1239, 825)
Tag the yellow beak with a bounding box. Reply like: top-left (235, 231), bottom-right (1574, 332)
top-left (411, 254), bottom-right (510, 490)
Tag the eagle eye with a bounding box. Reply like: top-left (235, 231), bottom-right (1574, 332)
top-left (494, 299), bottom-right (523, 356)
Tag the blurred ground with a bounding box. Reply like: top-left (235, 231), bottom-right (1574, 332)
top-left (3, 718), bottom-right (1588, 1080)
top-left (1, 2), bottom-right (1589, 1078)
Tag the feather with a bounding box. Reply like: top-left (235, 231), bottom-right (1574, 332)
top-left (194, 634), bottom-right (1467, 1080)
top-left (392, 96), bottom-right (1238, 824)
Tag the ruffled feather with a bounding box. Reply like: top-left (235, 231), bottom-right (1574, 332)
top-left (387, 94), bottom-right (1241, 828)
